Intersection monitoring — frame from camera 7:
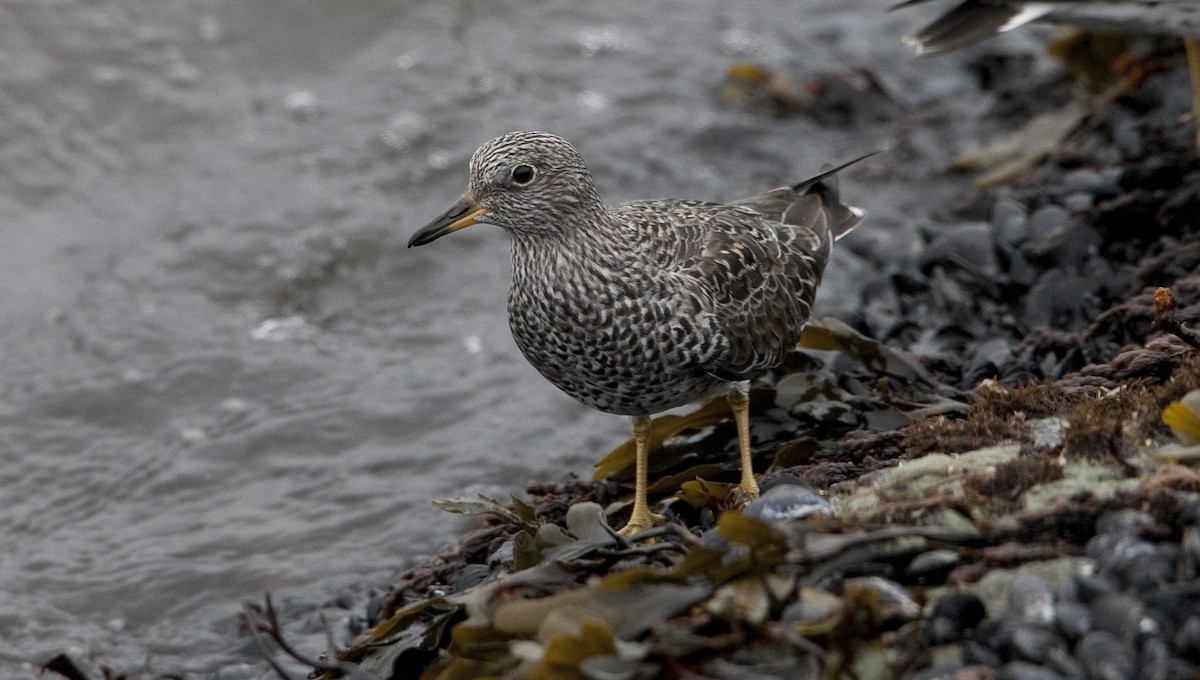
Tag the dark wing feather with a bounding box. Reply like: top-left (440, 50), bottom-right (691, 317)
top-left (693, 203), bottom-right (828, 380)
top-left (897, 0), bottom-right (1043, 55)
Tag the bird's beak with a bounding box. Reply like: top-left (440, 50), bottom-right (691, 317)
top-left (407, 194), bottom-right (486, 248)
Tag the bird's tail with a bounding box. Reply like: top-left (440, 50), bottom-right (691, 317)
top-left (792, 152), bottom-right (875, 241)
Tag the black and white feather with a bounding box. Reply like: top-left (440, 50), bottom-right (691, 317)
top-left (897, 0), bottom-right (1200, 55)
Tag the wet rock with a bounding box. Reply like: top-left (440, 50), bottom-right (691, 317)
top-left (1006, 574), bottom-right (1055, 626)
top-left (1009, 624), bottom-right (1065, 665)
top-left (1174, 617), bottom-right (1200, 664)
top-left (920, 224), bottom-right (1000, 279)
top-left (911, 664), bottom-right (970, 680)
top-left (744, 481), bottom-right (833, 521)
top-left (961, 337), bottom-right (1012, 387)
top-left (908, 549), bottom-right (963, 583)
top-left (1072, 573), bottom-right (1119, 603)
top-left (1022, 269), bottom-right (1093, 331)
top-left (1026, 204), bottom-right (1069, 238)
top-left (926, 591), bottom-right (987, 644)
top-left (1022, 217), bottom-right (1100, 268)
top-left (1089, 594), bottom-right (1153, 641)
top-left (1077, 631), bottom-right (1136, 680)
top-left (996, 660), bottom-right (1064, 680)
top-left (1062, 168), bottom-right (1104, 194)
top-left (991, 196), bottom-right (1030, 243)
top-left (1060, 192), bottom-right (1092, 211)
top-left (1139, 635), bottom-right (1194, 680)
top-left (1054, 601), bottom-right (1092, 643)
top-left (1094, 509), bottom-right (1155, 536)
top-left (454, 563), bottom-right (490, 592)
top-left (963, 638), bottom-right (1003, 667)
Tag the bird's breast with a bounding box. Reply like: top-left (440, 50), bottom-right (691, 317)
top-left (506, 254), bottom-right (725, 415)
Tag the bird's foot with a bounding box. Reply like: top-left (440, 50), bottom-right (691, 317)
top-left (738, 476), bottom-right (760, 500)
top-left (616, 510), bottom-right (665, 537)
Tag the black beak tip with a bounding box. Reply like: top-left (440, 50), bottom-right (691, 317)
top-left (406, 229), bottom-right (435, 248)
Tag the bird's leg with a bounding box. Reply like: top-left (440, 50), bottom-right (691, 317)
top-left (618, 414), bottom-right (663, 536)
top-left (1186, 38), bottom-right (1200, 149)
top-left (727, 382), bottom-right (760, 499)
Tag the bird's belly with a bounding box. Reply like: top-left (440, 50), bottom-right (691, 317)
top-left (508, 306), bottom-right (726, 415)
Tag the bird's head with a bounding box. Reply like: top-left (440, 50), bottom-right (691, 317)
top-left (408, 131), bottom-right (603, 247)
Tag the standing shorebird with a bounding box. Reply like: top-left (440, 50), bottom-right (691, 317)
top-left (408, 131), bottom-right (867, 535)
top-left (897, 0), bottom-right (1200, 146)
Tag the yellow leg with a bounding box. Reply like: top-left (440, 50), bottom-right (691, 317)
top-left (618, 414), bottom-right (663, 536)
top-left (727, 384), bottom-right (760, 498)
top-left (1186, 38), bottom-right (1200, 150)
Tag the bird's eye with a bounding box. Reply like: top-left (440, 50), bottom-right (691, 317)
top-left (510, 164), bottom-right (536, 185)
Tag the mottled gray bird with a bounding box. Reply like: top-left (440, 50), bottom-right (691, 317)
top-left (408, 131), bottom-right (867, 534)
top-left (897, 0), bottom-right (1200, 145)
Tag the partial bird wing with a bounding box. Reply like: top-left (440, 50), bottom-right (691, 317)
top-left (613, 157), bottom-right (868, 380)
top-left (898, 0), bottom-right (1200, 54)
top-left (897, 0), bottom-right (1050, 54)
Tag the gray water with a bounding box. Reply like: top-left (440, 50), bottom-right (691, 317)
top-left (0, 0), bottom-right (1026, 676)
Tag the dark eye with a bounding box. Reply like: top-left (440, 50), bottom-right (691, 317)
top-left (511, 164), bottom-right (536, 185)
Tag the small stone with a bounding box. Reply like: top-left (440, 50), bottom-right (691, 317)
top-left (919, 224), bottom-right (998, 277)
top-left (1077, 631), bottom-right (1136, 680)
top-left (907, 550), bottom-right (962, 582)
top-left (1010, 624), bottom-right (1064, 664)
top-left (454, 563), bottom-right (491, 592)
top-left (991, 197), bottom-right (1030, 243)
top-left (744, 482), bottom-right (833, 521)
top-left (1007, 574), bottom-right (1055, 626)
top-left (1095, 509), bottom-right (1155, 536)
top-left (1054, 601), bottom-right (1091, 642)
top-left (1022, 269), bottom-right (1092, 331)
top-left (926, 591), bottom-right (986, 643)
top-left (1061, 192), bottom-right (1093, 211)
top-left (1028, 204), bottom-right (1069, 235)
top-left (1089, 594), bottom-right (1153, 640)
top-left (1174, 617), bottom-right (1200, 663)
top-left (996, 659), bottom-right (1064, 680)
top-left (1062, 168), bottom-right (1103, 193)
top-left (1073, 573), bottom-right (1119, 603)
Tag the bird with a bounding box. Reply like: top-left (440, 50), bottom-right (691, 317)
top-left (897, 0), bottom-right (1200, 146)
top-left (408, 131), bottom-right (868, 535)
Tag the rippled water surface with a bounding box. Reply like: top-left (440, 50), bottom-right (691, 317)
top-left (0, 0), bottom-right (1004, 675)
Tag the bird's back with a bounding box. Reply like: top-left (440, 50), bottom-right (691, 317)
top-left (611, 163), bottom-right (866, 382)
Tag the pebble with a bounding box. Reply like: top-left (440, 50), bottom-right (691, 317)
top-left (996, 660), bottom-right (1064, 680)
top-left (454, 563), bottom-right (491, 592)
top-left (907, 549), bottom-right (962, 582)
top-left (991, 197), bottom-right (1030, 243)
top-left (1077, 631), bottom-right (1137, 680)
top-left (1023, 269), bottom-right (1091, 331)
top-left (1006, 574), bottom-right (1055, 626)
top-left (1062, 168), bottom-right (1103, 194)
top-left (744, 481), bottom-right (834, 521)
top-left (919, 224), bottom-right (999, 278)
top-left (925, 591), bottom-right (986, 644)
